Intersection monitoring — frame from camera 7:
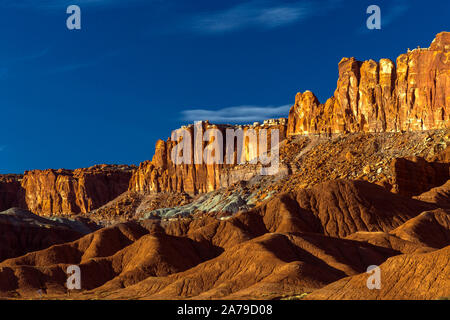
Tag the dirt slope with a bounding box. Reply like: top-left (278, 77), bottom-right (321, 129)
top-left (305, 245), bottom-right (450, 300)
top-left (1, 180), bottom-right (447, 299)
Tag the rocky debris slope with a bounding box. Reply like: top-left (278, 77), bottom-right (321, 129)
top-left (272, 129), bottom-right (450, 197)
top-left (140, 180), bottom-right (270, 220)
top-left (287, 32), bottom-right (450, 135)
top-left (85, 191), bottom-right (192, 224)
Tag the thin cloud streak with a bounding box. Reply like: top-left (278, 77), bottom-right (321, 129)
top-left (192, 1), bottom-right (309, 34)
top-left (191, 0), bottom-right (342, 34)
top-left (181, 104), bottom-right (291, 124)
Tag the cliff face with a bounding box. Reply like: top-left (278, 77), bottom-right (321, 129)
top-left (0, 165), bottom-right (134, 216)
top-left (287, 32), bottom-right (450, 135)
top-left (129, 120), bottom-right (287, 195)
top-left (22, 165), bottom-right (135, 216)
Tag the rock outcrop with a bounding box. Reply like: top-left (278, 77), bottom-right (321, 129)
top-left (22, 165), bottom-right (135, 216)
top-left (0, 165), bottom-right (135, 216)
top-left (129, 120), bottom-right (287, 195)
top-left (287, 32), bottom-right (450, 135)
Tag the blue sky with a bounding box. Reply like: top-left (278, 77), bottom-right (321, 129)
top-left (0, 0), bottom-right (449, 173)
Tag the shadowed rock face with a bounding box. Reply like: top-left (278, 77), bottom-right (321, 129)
top-left (287, 32), bottom-right (450, 136)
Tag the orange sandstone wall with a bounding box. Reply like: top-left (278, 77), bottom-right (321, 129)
top-left (287, 32), bottom-right (450, 135)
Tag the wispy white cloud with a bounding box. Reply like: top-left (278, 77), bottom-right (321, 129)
top-left (192, 1), bottom-right (311, 34)
top-left (190, 0), bottom-right (342, 34)
top-left (181, 104), bottom-right (291, 124)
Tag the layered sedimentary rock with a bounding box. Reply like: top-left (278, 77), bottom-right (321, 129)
top-left (129, 120), bottom-right (287, 195)
top-left (287, 32), bottom-right (450, 135)
top-left (0, 165), bottom-right (135, 216)
top-left (287, 91), bottom-right (321, 135)
top-left (21, 164), bottom-right (135, 216)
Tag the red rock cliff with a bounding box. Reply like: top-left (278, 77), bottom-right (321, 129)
top-left (21, 164), bottom-right (135, 216)
top-left (0, 165), bottom-right (135, 216)
top-left (129, 120), bottom-right (287, 194)
top-left (287, 32), bottom-right (450, 135)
